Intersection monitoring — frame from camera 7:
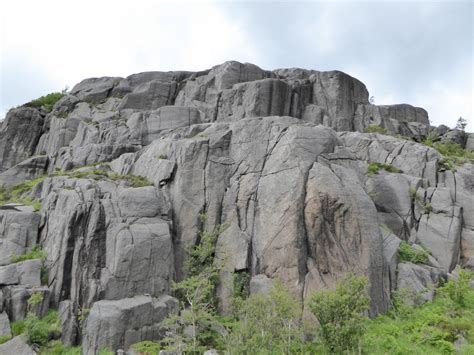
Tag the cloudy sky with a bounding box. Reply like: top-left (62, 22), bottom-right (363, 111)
top-left (0, 0), bottom-right (472, 129)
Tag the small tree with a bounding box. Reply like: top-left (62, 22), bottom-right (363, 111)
top-left (307, 274), bottom-right (369, 353)
top-left (455, 117), bottom-right (467, 131)
top-left (161, 221), bottom-right (226, 353)
top-left (228, 280), bottom-right (303, 354)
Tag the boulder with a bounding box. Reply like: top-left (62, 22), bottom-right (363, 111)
top-left (0, 107), bottom-right (44, 172)
top-left (2, 286), bottom-right (50, 321)
top-left (0, 336), bottom-right (35, 354)
top-left (0, 260), bottom-right (41, 287)
top-left (0, 311), bottom-right (11, 337)
top-left (82, 295), bottom-right (178, 355)
top-left (0, 210), bottom-right (40, 266)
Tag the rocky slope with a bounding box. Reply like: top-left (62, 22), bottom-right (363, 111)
top-left (0, 61), bottom-right (473, 353)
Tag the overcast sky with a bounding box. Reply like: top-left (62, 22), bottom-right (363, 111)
top-left (0, 0), bottom-right (472, 130)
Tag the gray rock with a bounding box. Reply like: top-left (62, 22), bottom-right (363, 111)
top-left (58, 300), bottom-right (78, 346)
top-left (0, 107), bottom-right (44, 173)
top-left (2, 286), bottom-right (50, 321)
top-left (249, 274), bottom-right (273, 296)
top-left (381, 230), bottom-right (402, 291)
top-left (441, 129), bottom-right (466, 146)
top-left (0, 155), bottom-right (48, 187)
top-left (0, 210), bottom-right (40, 266)
top-left (0, 311), bottom-right (11, 337)
top-left (416, 186), bottom-right (462, 272)
top-left (465, 133), bottom-right (474, 152)
top-left (71, 76), bottom-right (122, 102)
top-left (82, 295), bottom-right (178, 355)
top-left (0, 260), bottom-right (41, 287)
top-left (0, 335), bottom-right (36, 355)
top-left (397, 262), bottom-right (439, 305)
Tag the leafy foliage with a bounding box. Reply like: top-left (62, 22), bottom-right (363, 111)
top-left (23, 92), bottom-right (65, 113)
top-left (307, 274), bottom-right (369, 353)
top-left (24, 310), bottom-right (61, 346)
top-left (398, 242), bottom-right (429, 264)
top-left (422, 140), bottom-right (474, 169)
top-left (228, 281), bottom-right (304, 354)
top-left (367, 162), bottom-right (402, 176)
top-left (364, 125), bottom-right (389, 134)
top-left (362, 271), bottom-right (474, 354)
top-left (161, 221), bottom-right (225, 353)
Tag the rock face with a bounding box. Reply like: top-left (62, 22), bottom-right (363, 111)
top-left (0, 61), bottom-right (472, 352)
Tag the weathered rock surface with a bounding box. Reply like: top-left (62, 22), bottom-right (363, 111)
top-left (83, 295), bottom-right (178, 354)
top-left (0, 209), bottom-right (40, 265)
top-left (0, 61), bottom-right (473, 350)
top-left (0, 335), bottom-right (36, 355)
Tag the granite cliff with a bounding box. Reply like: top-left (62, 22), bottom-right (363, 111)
top-left (0, 61), bottom-right (473, 353)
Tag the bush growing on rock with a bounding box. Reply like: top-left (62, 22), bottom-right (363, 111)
top-left (398, 242), bottom-right (429, 264)
top-left (23, 92), bottom-right (65, 113)
top-left (307, 274), bottom-right (369, 353)
top-left (364, 125), bottom-right (388, 134)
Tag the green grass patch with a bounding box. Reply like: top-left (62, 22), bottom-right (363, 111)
top-left (11, 246), bottom-right (47, 263)
top-left (0, 176), bottom-right (46, 210)
top-left (23, 92), bottom-right (65, 113)
top-left (398, 242), bottom-right (429, 264)
top-left (367, 162), bottom-right (402, 176)
top-left (56, 169), bottom-right (152, 188)
top-left (130, 340), bottom-right (161, 354)
top-left (39, 340), bottom-right (82, 355)
top-left (0, 335), bottom-right (12, 344)
top-left (364, 125), bottom-right (389, 134)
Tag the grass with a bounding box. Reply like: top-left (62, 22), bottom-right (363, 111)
top-left (23, 92), bottom-right (65, 113)
top-left (0, 176), bottom-right (46, 210)
top-left (364, 125), bottom-right (389, 134)
top-left (11, 246), bottom-right (47, 263)
top-left (398, 241), bottom-right (429, 264)
top-left (130, 340), bottom-right (161, 354)
top-left (367, 162), bottom-right (402, 176)
top-left (56, 169), bottom-right (151, 187)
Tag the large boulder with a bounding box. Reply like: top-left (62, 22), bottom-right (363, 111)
top-left (0, 209), bottom-right (40, 266)
top-left (82, 295), bottom-right (178, 354)
top-left (0, 335), bottom-right (35, 354)
top-left (0, 107), bottom-right (44, 172)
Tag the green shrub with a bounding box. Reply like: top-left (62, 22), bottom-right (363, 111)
top-left (439, 270), bottom-right (474, 308)
top-left (11, 319), bottom-right (26, 336)
top-left (364, 125), bottom-right (388, 134)
top-left (425, 141), bottom-right (474, 169)
top-left (161, 219), bottom-right (226, 353)
top-left (27, 292), bottom-right (44, 306)
top-left (131, 340), bottom-right (161, 354)
top-left (362, 270), bottom-right (474, 354)
top-left (233, 271), bottom-right (251, 299)
top-left (23, 92), bottom-right (65, 113)
top-left (228, 281), bottom-right (303, 354)
top-left (307, 274), bottom-right (369, 353)
top-left (367, 162), bottom-right (402, 176)
top-left (11, 246), bottom-right (47, 263)
top-left (398, 242), bottom-right (429, 264)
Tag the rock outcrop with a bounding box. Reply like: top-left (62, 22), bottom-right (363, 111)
top-left (0, 61), bottom-right (472, 353)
